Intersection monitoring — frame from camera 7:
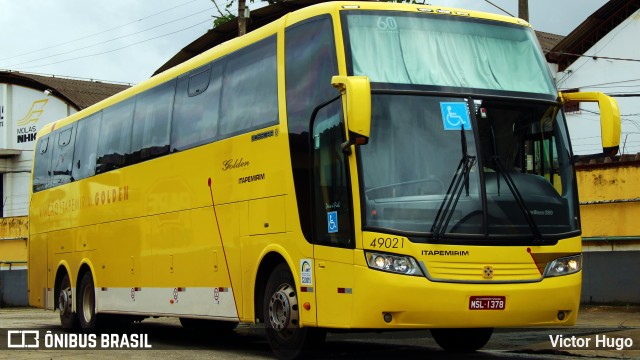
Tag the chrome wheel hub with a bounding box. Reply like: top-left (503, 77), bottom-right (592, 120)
top-left (268, 284), bottom-right (299, 333)
top-left (58, 288), bottom-right (71, 316)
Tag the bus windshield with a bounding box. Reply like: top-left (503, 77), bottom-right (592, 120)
top-left (344, 11), bottom-right (577, 242)
top-left (343, 11), bottom-right (556, 97)
top-left (360, 94), bottom-right (578, 241)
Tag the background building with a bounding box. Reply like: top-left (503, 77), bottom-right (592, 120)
top-left (0, 70), bottom-right (128, 306)
top-left (547, 0), bottom-right (640, 303)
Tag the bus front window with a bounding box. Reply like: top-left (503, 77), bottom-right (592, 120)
top-left (360, 95), bottom-right (578, 242)
top-left (345, 10), bottom-right (578, 243)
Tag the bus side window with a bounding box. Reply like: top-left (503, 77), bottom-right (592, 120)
top-left (312, 101), bottom-right (353, 248)
top-left (33, 136), bottom-right (52, 192)
top-left (50, 125), bottom-right (76, 187)
top-left (96, 98), bottom-right (135, 173)
top-left (131, 79), bottom-right (176, 162)
top-left (220, 35), bottom-right (278, 138)
top-left (171, 62), bottom-right (222, 151)
top-left (72, 112), bottom-right (101, 181)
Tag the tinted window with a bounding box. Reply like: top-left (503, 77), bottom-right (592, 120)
top-left (33, 136), bottom-right (52, 192)
top-left (50, 125), bottom-right (76, 187)
top-left (72, 112), bottom-right (101, 181)
top-left (285, 16), bottom-right (339, 240)
top-left (220, 35), bottom-right (278, 137)
top-left (171, 63), bottom-right (222, 151)
top-left (131, 80), bottom-right (175, 163)
top-left (286, 16), bottom-right (338, 133)
top-left (96, 98), bottom-right (134, 173)
top-left (188, 67), bottom-right (211, 96)
top-left (312, 101), bottom-right (352, 248)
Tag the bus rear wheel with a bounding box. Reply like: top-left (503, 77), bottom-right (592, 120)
top-left (77, 272), bottom-right (102, 331)
top-left (57, 273), bottom-right (78, 330)
top-left (431, 328), bottom-right (493, 352)
top-left (263, 263), bottom-right (325, 360)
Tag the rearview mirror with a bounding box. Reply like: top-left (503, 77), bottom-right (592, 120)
top-left (560, 91), bottom-right (621, 158)
top-left (332, 76), bottom-right (371, 153)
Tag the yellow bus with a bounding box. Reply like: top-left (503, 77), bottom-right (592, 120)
top-left (29, 2), bottom-right (620, 358)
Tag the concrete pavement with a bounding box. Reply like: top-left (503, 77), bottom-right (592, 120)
top-left (0, 305), bottom-right (638, 359)
top-left (516, 305), bottom-right (640, 359)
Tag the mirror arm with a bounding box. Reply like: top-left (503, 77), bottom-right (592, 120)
top-left (341, 132), bottom-right (368, 155)
top-left (341, 140), bottom-right (353, 155)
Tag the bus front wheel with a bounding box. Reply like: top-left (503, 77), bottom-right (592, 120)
top-left (57, 273), bottom-right (78, 330)
top-left (263, 263), bottom-right (325, 360)
top-left (430, 328), bottom-right (493, 352)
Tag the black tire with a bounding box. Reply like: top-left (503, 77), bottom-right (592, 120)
top-left (431, 328), bottom-right (493, 352)
top-left (77, 272), bottom-right (102, 331)
top-left (57, 272), bottom-right (78, 330)
top-left (179, 317), bottom-right (239, 332)
top-left (263, 263), bottom-right (326, 360)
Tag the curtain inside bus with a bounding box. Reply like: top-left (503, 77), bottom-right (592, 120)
top-left (344, 12), bottom-right (556, 96)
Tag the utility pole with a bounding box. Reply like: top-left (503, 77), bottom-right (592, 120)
top-left (238, 0), bottom-right (247, 36)
top-left (518, 0), bottom-right (529, 21)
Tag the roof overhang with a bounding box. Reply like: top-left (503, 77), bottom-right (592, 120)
top-left (0, 149), bottom-right (22, 158)
top-left (546, 0), bottom-right (640, 71)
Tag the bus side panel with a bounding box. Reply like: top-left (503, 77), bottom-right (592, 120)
top-left (95, 218), bottom-right (143, 297)
top-left (28, 232), bottom-right (48, 309)
top-left (147, 206), bottom-right (240, 317)
top-left (94, 207), bottom-right (240, 318)
top-left (215, 201), bottom-right (247, 320)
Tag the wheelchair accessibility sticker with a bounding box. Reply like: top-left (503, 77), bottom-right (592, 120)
top-left (327, 211), bottom-right (338, 233)
top-left (440, 102), bottom-right (471, 130)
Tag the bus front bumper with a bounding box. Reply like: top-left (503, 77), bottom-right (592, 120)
top-left (348, 265), bottom-right (581, 329)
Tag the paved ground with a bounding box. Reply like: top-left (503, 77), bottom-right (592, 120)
top-left (514, 305), bottom-right (640, 359)
top-left (0, 305), bottom-right (638, 359)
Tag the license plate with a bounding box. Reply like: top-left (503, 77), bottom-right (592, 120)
top-left (469, 296), bottom-right (505, 310)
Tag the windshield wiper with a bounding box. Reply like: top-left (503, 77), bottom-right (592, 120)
top-left (431, 126), bottom-right (476, 241)
top-left (488, 118), bottom-right (543, 242)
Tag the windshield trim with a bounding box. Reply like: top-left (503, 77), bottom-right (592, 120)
top-left (362, 225), bottom-right (578, 246)
top-left (371, 85), bottom-right (559, 104)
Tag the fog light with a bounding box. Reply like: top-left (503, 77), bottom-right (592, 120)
top-left (557, 311), bottom-right (565, 321)
top-left (383, 313), bottom-right (392, 323)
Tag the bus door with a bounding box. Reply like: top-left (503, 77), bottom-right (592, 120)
top-left (311, 100), bottom-right (355, 327)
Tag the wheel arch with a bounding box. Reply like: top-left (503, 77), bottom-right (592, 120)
top-left (254, 250), bottom-right (292, 323)
top-left (76, 260), bottom-right (96, 287)
top-left (53, 261), bottom-right (73, 311)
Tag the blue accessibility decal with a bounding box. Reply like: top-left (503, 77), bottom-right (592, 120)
top-left (327, 211), bottom-right (338, 233)
top-left (440, 102), bottom-right (471, 131)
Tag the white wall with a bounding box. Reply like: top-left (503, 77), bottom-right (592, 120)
top-left (0, 84), bottom-right (76, 217)
top-left (552, 9), bottom-right (640, 156)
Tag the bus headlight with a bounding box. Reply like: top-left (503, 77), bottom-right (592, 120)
top-left (365, 251), bottom-right (423, 276)
top-left (545, 254), bottom-right (582, 277)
